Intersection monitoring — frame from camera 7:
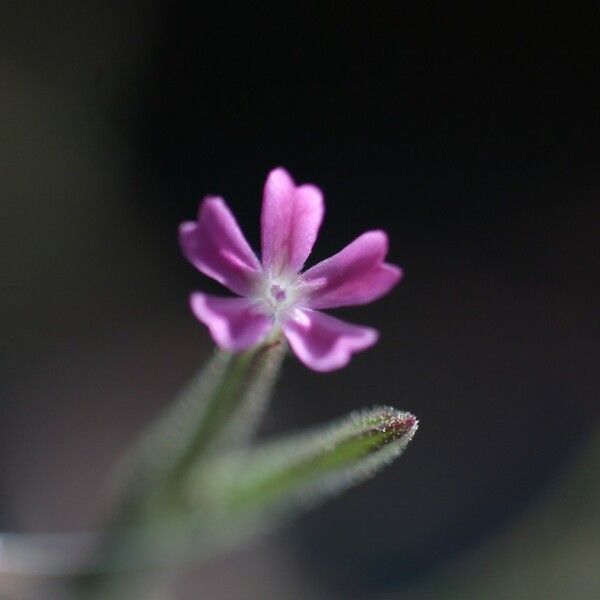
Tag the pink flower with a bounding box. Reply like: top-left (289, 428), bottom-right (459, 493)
top-left (179, 168), bottom-right (402, 372)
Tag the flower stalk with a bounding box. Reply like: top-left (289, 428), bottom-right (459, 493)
top-left (72, 340), bottom-right (286, 598)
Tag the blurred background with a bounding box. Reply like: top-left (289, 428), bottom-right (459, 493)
top-left (1, 2), bottom-right (598, 598)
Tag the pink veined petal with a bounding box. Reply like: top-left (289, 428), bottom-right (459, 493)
top-left (299, 230), bottom-right (402, 309)
top-left (282, 308), bottom-right (378, 372)
top-left (190, 293), bottom-right (273, 352)
top-left (179, 197), bottom-right (262, 296)
top-left (261, 167), bottom-right (324, 276)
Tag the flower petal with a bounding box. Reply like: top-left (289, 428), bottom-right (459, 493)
top-left (299, 231), bottom-right (402, 309)
top-left (179, 197), bottom-right (262, 296)
top-left (190, 293), bottom-right (273, 351)
top-left (261, 167), bottom-right (324, 276)
top-left (283, 308), bottom-right (378, 372)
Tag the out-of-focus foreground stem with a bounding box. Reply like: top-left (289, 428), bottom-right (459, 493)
top-left (71, 340), bottom-right (286, 599)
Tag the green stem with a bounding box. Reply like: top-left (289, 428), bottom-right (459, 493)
top-left (166, 346), bottom-right (263, 488)
top-left (70, 339), bottom-right (286, 598)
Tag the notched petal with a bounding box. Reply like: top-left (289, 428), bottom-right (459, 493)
top-left (190, 293), bottom-right (272, 351)
top-left (300, 231), bottom-right (402, 309)
top-left (261, 168), bottom-right (325, 276)
top-left (283, 308), bottom-right (378, 372)
top-left (179, 197), bottom-right (261, 296)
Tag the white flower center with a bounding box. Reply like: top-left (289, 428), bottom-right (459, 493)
top-left (256, 275), bottom-right (302, 323)
top-left (269, 283), bottom-right (287, 304)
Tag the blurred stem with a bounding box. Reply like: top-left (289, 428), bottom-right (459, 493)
top-left (70, 339), bottom-right (286, 599)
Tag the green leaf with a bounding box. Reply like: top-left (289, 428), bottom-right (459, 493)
top-left (190, 406), bottom-right (418, 525)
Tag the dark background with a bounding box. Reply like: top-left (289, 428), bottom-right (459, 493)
top-left (1, 3), bottom-right (598, 598)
